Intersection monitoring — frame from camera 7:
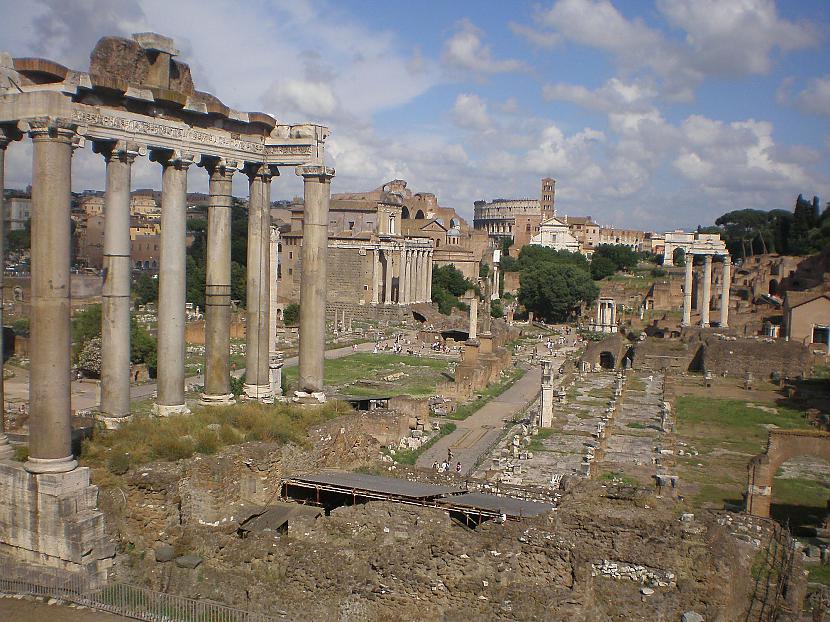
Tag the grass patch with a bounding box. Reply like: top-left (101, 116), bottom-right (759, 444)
top-left (387, 423), bottom-right (457, 465)
top-left (807, 564), bottom-right (830, 586)
top-left (81, 401), bottom-right (352, 472)
top-left (528, 427), bottom-right (555, 453)
top-left (600, 470), bottom-right (640, 486)
top-left (449, 367), bottom-right (527, 421)
top-left (626, 422), bottom-right (648, 430)
top-left (282, 353), bottom-right (449, 398)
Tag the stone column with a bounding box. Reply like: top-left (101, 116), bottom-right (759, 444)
top-left (269, 227), bottom-right (283, 398)
top-left (25, 118), bottom-right (78, 474)
top-left (371, 248), bottom-right (380, 304)
top-left (384, 249), bottom-right (393, 304)
top-left (468, 290), bottom-right (478, 341)
top-left (682, 258), bottom-right (693, 327)
top-left (412, 250), bottom-right (420, 302)
top-left (0, 133), bottom-right (15, 460)
top-left (243, 163), bottom-right (276, 402)
top-left (399, 249), bottom-right (408, 305)
top-left (701, 255), bottom-right (712, 327)
top-left (540, 359), bottom-right (554, 427)
top-left (426, 251), bottom-right (433, 301)
top-left (96, 141), bottom-right (139, 427)
top-left (720, 256), bottom-right (731, 328)
top-left (297, 165), bottom-right (335, 394)
top-left (200, 158), bottom-right (236, 406)
top-left (492, 265), bottom-right (500, 300)
top-left (151, 149), bottom-right (194, 417)
top-left (597, 301), bottom-right (602, 325)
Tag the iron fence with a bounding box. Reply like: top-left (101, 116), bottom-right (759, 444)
top-left (0, 557), bottom-right (277, 622)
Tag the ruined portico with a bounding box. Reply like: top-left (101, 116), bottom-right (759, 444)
top-left (680, 242), bottom-right (731, 328)
top-left (0, 33), bottom-right (332, 578)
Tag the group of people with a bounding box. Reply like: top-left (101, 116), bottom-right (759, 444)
top-left (433, 448), bottom-right (462, 474)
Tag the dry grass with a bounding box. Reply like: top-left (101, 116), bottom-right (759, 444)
top-left (81, 400), bottom-right (352, 472)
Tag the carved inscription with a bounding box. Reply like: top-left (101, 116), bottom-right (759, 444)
top-left (266, 145), bottom-right (314, 156)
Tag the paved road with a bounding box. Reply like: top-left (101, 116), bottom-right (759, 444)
top-left (417, 338), bottom-right (581, 476)
top-left (417, 364), bottom-right (542, 476)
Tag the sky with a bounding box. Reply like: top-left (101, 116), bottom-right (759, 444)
top-left (1, 0), bottom-right (829, 232)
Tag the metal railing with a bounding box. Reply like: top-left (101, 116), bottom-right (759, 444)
top-left (0, 557), bottom-right (277, 622)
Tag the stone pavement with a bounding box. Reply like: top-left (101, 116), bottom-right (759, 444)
top-left (417, 364), bottom-right (543, 476)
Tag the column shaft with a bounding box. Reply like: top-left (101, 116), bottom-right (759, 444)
top-left (244, 164), bottom-right (274, 401)
top-left (371, 248), bottom-right (380, 304)
top-left (468, 293), bottom-right (478, 341)
top-left (99, 143), bottom-right (136, 424)
top-left (426, 251), bottom-right (433, 301)
top-left (269, 227), bottom-right (281, 398)
top-left (201, 160), bottom-right (235, 405)
top-left (26, 120), bottom-right (77, 473)
top-left (0, 139), bottom-right (12, 459)
top-left (384, 250), bottom-right (393, 304)
top-left (720, 256), bottom-right (731, 327)
top-left (153, 151), bottom-right (192, 416)
top-left (297, 166), bottom-right (334, 394)
top-left (400, 249), bottom-right (410, 305)
top-left (682, 259), bottom-right (693, 326)
top-left (701, 255), bottom-right (712, 327)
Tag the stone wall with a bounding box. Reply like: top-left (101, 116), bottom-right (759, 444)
top-left (699, 337), bottom-right (812, 379)
top-left (0, 463), bottom-right (113, 584)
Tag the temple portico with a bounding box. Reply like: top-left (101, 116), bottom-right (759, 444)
top-left (590, 297), bottom-right (618, 334)
top-left (0, 33), bottom-right (333, 579)
top-left (680, 249), bottom-right (731, 328)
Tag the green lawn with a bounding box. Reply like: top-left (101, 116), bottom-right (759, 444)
top-left (674, 396), bottom-right (821, 512)
top-left (282, 353), bottom-right (451, 398)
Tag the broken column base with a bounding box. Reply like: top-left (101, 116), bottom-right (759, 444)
top-left (198, 392), bottom-right (237, 407)
top-left (292, 390), bottom-right (327, 405)
top-left (242, 384), bottom-right (274, 404)
top-left (152, 402), bottom-right (191, 417)
top-left (0, 462), bottom-right (114, 586)
top-left (95, 413), bottom-right (132, 430)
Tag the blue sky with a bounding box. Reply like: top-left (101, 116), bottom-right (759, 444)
top-left (1, 0), bottom-right (828, 231)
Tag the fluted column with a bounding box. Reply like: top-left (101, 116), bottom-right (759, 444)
top-left (701, 255), bottom-right (712, 327)
top-left (95, 141), bottom-right (139, 427)
top-left (426, 251), bottom-right (433, 301)
top-left (720, 256), bottom-right (731, 328)
top-left (243, 163), bottom-right (276, 402)
top-left (25, 118), bottom-right (78, 474)
top-left (151, 149), bottom-right (194, 417)
top-left (269, 227), bottom-right (282, 398)
top-left (200, 158), bottom-right (236, 406)
top-left (468, 291), bottom-right (478, 341)
top-left (384, 249), bottom-right (393, 304)
top-left (371, 248), bottom-right (380, 304)
top-left (0, 132), bottom-right (16, 460)
top-left (416, 250), bottom-right (425, 302)
top-left (297, 165), bottom-right (335, 394)
top-left (400, 248), bottom-right (411, 305)
top-left (682, 258), bottom-right (693, 327)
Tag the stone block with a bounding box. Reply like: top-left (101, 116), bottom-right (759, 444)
top-left (155, 544), bottom-right (176, 562)
top-left (175, 555), bottom-right (202, 569)
top-left (37, 468), bottom-right (91, 497)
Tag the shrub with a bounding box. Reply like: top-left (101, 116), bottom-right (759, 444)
top-left (107, 452), bottom-right (131, 475)
top-left (283, 303), bottom-right (300, 326)
top-left (194, 429), bottom-right (219, 455)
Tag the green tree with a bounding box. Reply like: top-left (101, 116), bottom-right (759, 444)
top-left (130, 318), bottom-right (156, 366)
top-left (589, 255), bottom-right (616, 280)
top-left (283, 303), bottom-right (300, 326)
top-left (591, 244), bottom-right (639, 272)
top-left (479, 262), bottom-right (490, 278)
top-left (431, 265), bottom-right (475, 315)
top-left (518, 264), bottom-right (598, 323)
top-left (490, 299), bottom-right (504, 318)
top-left (673, 247), bottom-right (686, 267)
top-left (72, 304), bottom-right (102, 360)
top-left (133, 272), bottom-right (158, 306)
top-left (7, 220), bottom-right (30, 253)
top-left (78, 336), bottom-right (102, 378)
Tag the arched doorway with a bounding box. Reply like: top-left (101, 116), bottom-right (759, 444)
top-left (415, 209), bottom-right (425, 219)
top-left (401, 206), bottom-right (410, 219)
top-left (673, 247), bottom-right (686, 266)
top-left (599, 351), bottom-right (615, 369)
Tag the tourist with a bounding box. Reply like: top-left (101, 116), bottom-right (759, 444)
top-left (455, 462), bottom-right (462, 474)
top-left (432, 461), bottom-right (439, 471)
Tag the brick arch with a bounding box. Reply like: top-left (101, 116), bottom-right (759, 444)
top-left (746, 429), bottom-right (830, 517)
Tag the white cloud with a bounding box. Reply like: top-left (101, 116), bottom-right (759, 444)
top-left (442, 19), bottom-right (525, 75)
top-left (543, 78), bottom-right (657, 113)
top-left (794, 75), bottom-right (830, 118)
top-left (452, 93), bottom-right (492, 131)
top-left (508, 21), bottom-right (560, 49)
top-left (656, 0), bottom-right (818, 77)
top-left (264, 80), bottom-right (340, 121)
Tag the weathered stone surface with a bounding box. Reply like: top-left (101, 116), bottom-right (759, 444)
top-left (155, 545), bottom-right (175, 563)
top-left (682, 612), bottom-right (704, 622)
top-left (175, 555), bottom-right (202, 569)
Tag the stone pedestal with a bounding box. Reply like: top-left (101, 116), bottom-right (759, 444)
top-left (461, 339), bottom-right (480, 366)
top-left (479, 333), bottom-right (493, 355)
top-left (0, 462), bottom-right (113, 585)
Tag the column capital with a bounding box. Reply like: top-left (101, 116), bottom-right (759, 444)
top-left (92, 139), bottom-right (144, 164)
top-left (26, 116), bottom-right (78, 141)
top-left (270, 226), bottom-right (281, 242)
top-left (0, 124), bottom-right (23, 148)
top-left (201, 156), bottom-right (240, 179)
top-left (149, 148), bottom-right (197, 170)
top-left (243, 161), bottom-right (279, 181)
top-left (295, 164), bottom-right (335, 180)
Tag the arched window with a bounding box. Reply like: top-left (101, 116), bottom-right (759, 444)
top-left (415, 209), bottom-right (425, 219)
top-left (401, 206), bottom-right (410, 219)
top-left (389, 215), bottom-right (396, 235)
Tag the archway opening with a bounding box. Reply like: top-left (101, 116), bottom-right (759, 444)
top-left (415, 209), bottom-right (425, 219)
top-left (599, 351), bottom-right (615, 369)
top-left (401, 206), bottom-right (410, 219)
top-left (769, 279), bottom-right (779, 296)
top-left (771, 455), bottom-right (830, 535)
top-left (672, 247), bottom-right (686, 266)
